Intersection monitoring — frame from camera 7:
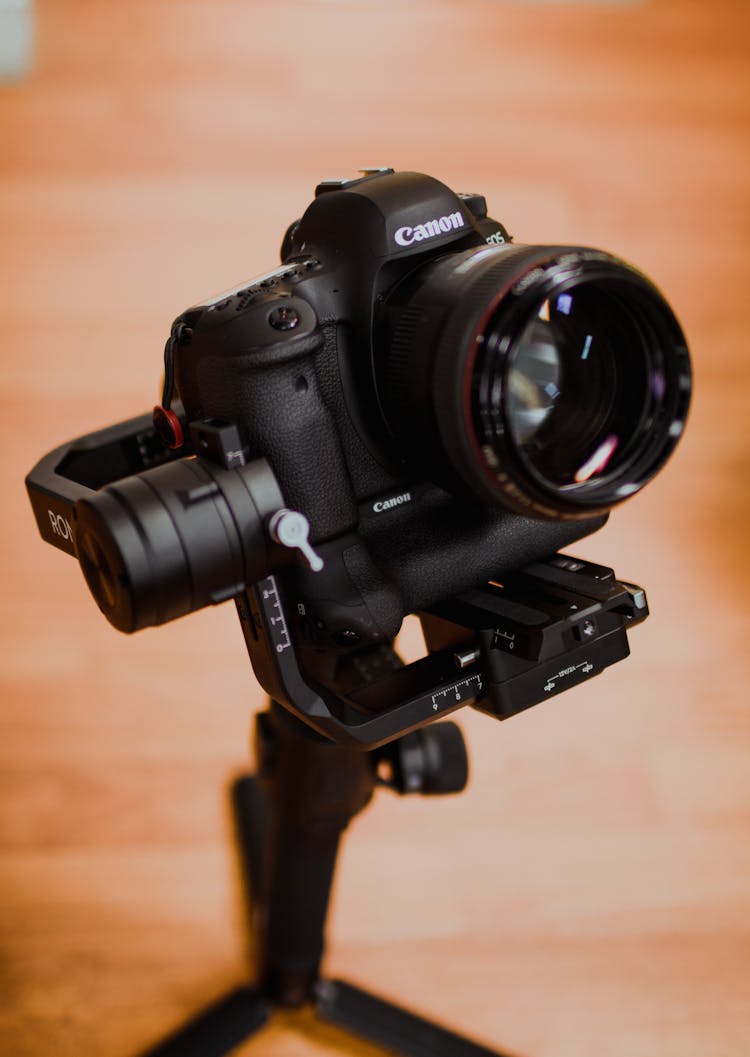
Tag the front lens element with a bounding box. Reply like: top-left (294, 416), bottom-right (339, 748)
top-left (465, 252), bottom-right (691, 516)
top-left (500, 281), bottom-right (652, 490)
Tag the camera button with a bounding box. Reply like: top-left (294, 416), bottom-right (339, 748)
top-left (268, 306), bottom-right (301, 331)
top-left (458, 192), bottom-right (488, 219)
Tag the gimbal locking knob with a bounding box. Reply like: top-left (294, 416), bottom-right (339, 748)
top-left (268, 509), bottom-right (324, 572)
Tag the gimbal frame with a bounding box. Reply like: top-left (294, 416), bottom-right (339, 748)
top-left (26, 412), bottom-right (650, 1055)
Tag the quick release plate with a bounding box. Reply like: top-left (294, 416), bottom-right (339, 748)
top-left (421, 555), bottom-right (649, 721)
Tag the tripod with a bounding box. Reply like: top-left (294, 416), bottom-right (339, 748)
top-left (138, 700), bottom-right (515, 1057)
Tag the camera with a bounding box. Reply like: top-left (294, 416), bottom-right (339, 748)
top-left (26, 168), bottom-right (691, 747)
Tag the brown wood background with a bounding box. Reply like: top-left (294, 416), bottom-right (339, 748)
top-left (1, 1), bottom-right (749, 1054)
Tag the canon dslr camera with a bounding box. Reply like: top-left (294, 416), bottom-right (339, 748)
top-left (27, 168), bottom-right (691, 747)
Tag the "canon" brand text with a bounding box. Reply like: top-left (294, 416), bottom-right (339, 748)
top-left (394, 212), bottom-right (465, 247)
top-left (372, 491), bottom-right (412, 514)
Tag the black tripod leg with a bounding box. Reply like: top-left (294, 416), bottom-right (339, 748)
top-left (133, 779), bottom-right (271, 1057)
top-left (137, 987), bottom-right (269, 1057)
top-left (231, 774), bottom-right (269, 914)
top-left (315, 979), bottom-right (519, 1057)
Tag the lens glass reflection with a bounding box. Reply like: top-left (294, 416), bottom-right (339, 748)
top-left (504, 283), bottom-right (652, 489)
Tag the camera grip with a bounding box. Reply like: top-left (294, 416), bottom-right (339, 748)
top-left (180, 343), bottom-right (358, 542)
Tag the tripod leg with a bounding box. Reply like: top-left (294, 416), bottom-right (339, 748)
top-left (137, 987), bottom-right (269, 1057)
top-left (131, 781), bottom-right (271, 1057)
top-left (315, 979), bottom-right (519, 1057)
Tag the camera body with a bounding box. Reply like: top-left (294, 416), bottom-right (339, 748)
top-left (170, 169), bottom-right (606, 649)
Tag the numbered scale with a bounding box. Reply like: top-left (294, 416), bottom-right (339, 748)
top-left (235, 557), bottom-right (649, 749)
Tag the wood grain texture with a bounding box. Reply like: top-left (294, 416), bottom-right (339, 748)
top-left (1, 1), bottom-right (749, 1054)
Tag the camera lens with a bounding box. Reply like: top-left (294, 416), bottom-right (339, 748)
top-left (486, 279), bottom-right (660, 492)
top-left (381, 245), bottom-right (691, 518)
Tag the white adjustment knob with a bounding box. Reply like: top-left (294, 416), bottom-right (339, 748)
top-left (268, 509), bottom-right (324, 572)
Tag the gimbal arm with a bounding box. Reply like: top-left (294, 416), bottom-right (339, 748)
top-left (26, 413), bottom-right (650, 752)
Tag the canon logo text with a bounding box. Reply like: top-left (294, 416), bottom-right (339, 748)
top-left (394, 212), bottom-right (465, 247)
top-left (372, 491), bottom-right (412, 514)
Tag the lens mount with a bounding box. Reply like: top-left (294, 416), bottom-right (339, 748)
top-left (380, 244), bottom-right (691, 519)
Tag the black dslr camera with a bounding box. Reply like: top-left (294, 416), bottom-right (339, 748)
top-left (27, 168), bottom-right (691, 748)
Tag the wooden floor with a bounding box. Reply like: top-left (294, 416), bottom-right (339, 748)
top-left (2, 1), bottom-right (749, 1054)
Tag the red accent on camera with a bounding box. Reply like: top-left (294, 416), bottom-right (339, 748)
top-left (152, 405), bottom-right (185, 450)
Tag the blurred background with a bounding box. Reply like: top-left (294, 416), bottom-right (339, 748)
top-left (1, 1), bottom-right (749, 1055)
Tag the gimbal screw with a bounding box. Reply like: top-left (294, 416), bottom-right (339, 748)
top-left (332, 628), bottom-right (361, 647)
top-left (268, 509), bottom-right (324, 572)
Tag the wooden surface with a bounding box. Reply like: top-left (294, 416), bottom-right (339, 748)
top-left (1, 1), bottom-right (749, 1054)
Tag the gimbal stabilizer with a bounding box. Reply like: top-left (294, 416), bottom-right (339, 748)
top-left (27, 410), bottom-right (648, 750)
top-left (26, 409), bottom-right (649, 1056)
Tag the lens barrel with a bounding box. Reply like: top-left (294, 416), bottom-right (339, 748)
top-left (381, 244), bottom-right (691, 519)
top-left (74, 456), bottom-right (284, 632)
